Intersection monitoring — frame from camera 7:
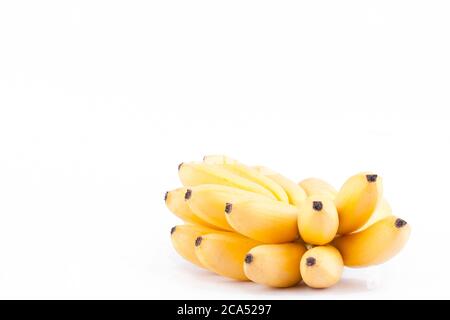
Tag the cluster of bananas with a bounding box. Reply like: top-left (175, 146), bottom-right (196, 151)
top-left (165, 155), bottom-right (411, 289)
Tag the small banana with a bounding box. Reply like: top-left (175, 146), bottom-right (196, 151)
top-left (299, 178), bottom-right (337, 199)
top-left (300, 245), bottom-right (344, 289)
top-left (298, 196), bottom-right (339, 245)
top-left (203, 155), bottom-right (289, 202)
top-left (357, 198), bottom-right (392, 232)
top-left (224, 197), bottom-right (299, 243)
top-left (185, 184), bottom-right (264, 231)
top-left (244, 243), bottom-right (306, 288)
top-left (335, 173), bottom-right (383, 234)
top-left (170, 224), bottom-right (218, 268)
top-left (333, 216), bottom-right (411, 267)
top-left (165, 188), bottom-right (215, 227)
top-left (178, 162), bottom-right (275, 199)
top-left (194, 232), bottom-right (261, 280)
top-left (254, 165), bottom-right (307, 206)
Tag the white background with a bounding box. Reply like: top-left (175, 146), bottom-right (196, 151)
top-left (0, 1), bottom-right (449, 299)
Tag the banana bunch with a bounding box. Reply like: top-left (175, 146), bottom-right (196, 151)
top-left (165, 155), bottom-right (411, 289)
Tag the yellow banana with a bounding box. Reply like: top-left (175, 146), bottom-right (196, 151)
top-left (300, 245), bottom-right (343, 289)
top-left (299, 178), bottom-right (337, 199)
top-left (170, 224), bottom-right (218, 268)
top-left (357, 198), bottom-right (392, 232)
top-left (165, 188), bottom-right (215, 227)
top-left (186, 184), bottom-right (265, 231)
top-left (224, 197), bottom-right (299, 243)
top-left (333, 216), bottom-right (411, 267)
top-left (244, 243), bottom-right (307, 288)
top-left (335, 172), bottom-right (383, 234)
top-left (298, 196), bottom-right (339, 245)
top-left (178, 162), bottom-right (275, 199)
top-left (194, 232), bottom-right (261, 280)
top-left (203, 155), bottom-right (289, 202)
top-left (254, 165), bottom-right (307, 206)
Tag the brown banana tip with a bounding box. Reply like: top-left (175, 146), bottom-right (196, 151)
top-left (225, 203), bottom-right (233, 214)
top-left (312, 201), bottom-right (323, 211)
top-left (366, 174), bottom-right (378, 182)
top-left (195, 236), bottom-right (202, 247)
top-left (306, 257), bottom-right (316, 267)
top-left (184, 189), bottom-right (192, 200)
top-left (245, 253), bottom-right (253, 264)
top-left (178, 162), bottom-right (184, 171)
top-left (170, 226), bottom-right (176, 235)
top-left (395, 218), bottom-right (407, 228)
top-left (164, 191), bottom-right (169, 202)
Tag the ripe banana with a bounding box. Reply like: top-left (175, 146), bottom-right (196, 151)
top-left (194, 232), bottom-right (261, 280)
top-left (333, 216), bottom-right (411, 267)
top-left (224, 197), bottom-right (300, 243)
top-left (298, 196), bottom-right (339, 245)
top-left (299, 178), bottom-right (337, 199)
top-left (165, 188), bottom-right (215, 227)
top-left (178, 162), bottom-right (275, 199)
top-left (300, 245), bottom-right (344, 289)
top-left (170, 224), bottom-right (218, 268)
top-left (254, 165), bottom-right (307, 206)
top-left (335, 172), bottom-right (383, 234)
top-left (357, 198), bottom-right (392, 232)
top-left (203, 155), bottom-right (289, 202)
top-left (186, 184), bottom-right (265, 231)
top-left (244, 243), bottom-right (306, 288)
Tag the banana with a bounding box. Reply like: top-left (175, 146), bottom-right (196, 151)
top-left (203, 155), bottom-right (289, 202)
top-left (300, 245), bottom-right (343, 289)
top-left (165, 188), bottom-right (215, 227)
top-left (299, 178), bottom-right (337, 199)
top-left (244, 243), bottom-right (307, 288)
top-left (178, 162), bottom-right (275, 199)
top-left (186, 184), bottom-right (266, 231)
top-left (297, 196), bottom-right (339, 245)
top-left (224, 196), bottom-right (300, 243)
top-left (333, 216), bottom-right (411, 267)
top-left (335, 172), bottom-right (383, 234)
top-left (254, 165), bottom-right (307, 206)
top-left (357, 198), bottom-right (392, 232)
top-left (170, 224), bottom-right (218, 268)
top-left (194, 232), bottom-right (261, 280)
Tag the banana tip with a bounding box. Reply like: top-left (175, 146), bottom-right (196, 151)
top-left (164, 191), bottom-right (169, 202)
top-left (225, 203), bottom-right (233, 214)
top-left (245, 253), bottom-right (253, 264)
top-left (366, 174), bottom-right (378, 182)
top-left (306, 257), bottom-right (316, 267)
top-left (195, 236), bottom-right (202, 247)
top-left (395, 218), bottom-right (407, 228)
top-left (312, 201), bottom-right (323, 211)
top-left (184, 189), bottom-right (192, 200)
top-left (170, 226), bottom-right (176, 235)
top-left (178, 162), bottom-right (184, 171)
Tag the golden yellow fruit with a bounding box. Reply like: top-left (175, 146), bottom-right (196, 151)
top-left (300, 245), bottom-right (343, 289)
top-left (333, 216), bottom-right (411, 267)
top-left (299, 178), bottom-right (337, 199)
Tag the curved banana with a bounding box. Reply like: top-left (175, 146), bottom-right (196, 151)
top-left (300, 245), bottom-right (343, 289)
top-left (165, 188), bottom-right (215, 227)
top-left (357, 198), bottom-right (392, 232)
top-left (203, 155), bottom-right (289, 202)
top-left (186, 184), bottom-right (265, 231)
top-left (333, 216), bottom-right (411, 267)
top-left (194, 232), bottom-right (261, 280)
top-left (170, 224), bottom-right (218, 268)
top-left (299, 178), bottom-right (337, 199)
top-left (224, 197), bottom-right (299, 243)
top-left (254, 165), bottom-right (307, 206)
top-left (335, 172), bottom-right (383, 234)
top-left (244, 243), bottom-right (306, 288)
top-left (178, 162), bottom-right (275, 199)
top-left (298, 196), bottom-right (339, 245)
